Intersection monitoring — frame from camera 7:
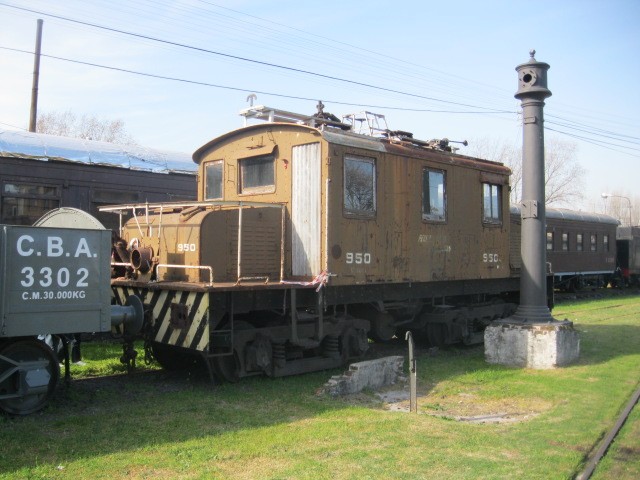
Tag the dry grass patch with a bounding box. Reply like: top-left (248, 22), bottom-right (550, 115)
top-left (215, 455), bottom-right (293, 480)
top-left (373, 383), bottom-right (551, 423)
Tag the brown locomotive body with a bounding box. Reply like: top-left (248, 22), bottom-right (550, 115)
top-left (106, 106), bottom-right (522, 381)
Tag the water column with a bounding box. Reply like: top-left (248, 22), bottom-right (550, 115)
top-left (513, 50), bottom-right (554, 322)
top-left (484, 51), bottom-right (580, 368)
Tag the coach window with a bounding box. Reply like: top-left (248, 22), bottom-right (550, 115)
top-left (546, 232), bottom-right (554, 251)
top-left (205, 160), bottom-right (224, 200)
top-left (576, 233), bottom-right (584, 252)
top-left (422, 168), bottom-right (446, 222)
top-left (344, 155), bottom-right (376, 217)
top-left (1, 182), bottom-right (60, 225)
top-left (604, 234), bottom-right (610, 252)
top-left (562, 233), bottom-right (569, 251)
top-left (482, 183), bottom-right (502, 224)
top-left (590, 234), bottom-right (597, 252)
top-left (239, 153), bottom-right (275, 194)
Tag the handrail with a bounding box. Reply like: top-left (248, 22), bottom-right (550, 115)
top-left (99, 200), bottom-right (284, 213)
top-left (156, 264), bottom-right (214, 286)
top-left (110, 262), bottom-right (131, 268)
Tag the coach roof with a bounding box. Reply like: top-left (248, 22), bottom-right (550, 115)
top-left (0, 128), bottom-right (197, 175)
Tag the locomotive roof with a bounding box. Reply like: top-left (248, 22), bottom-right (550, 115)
top-left (193, 122), bottom-right (510, 175)
top-left (510, 205), bottom-right (620, 225)
top-left (0, 128), bottom-right (197, 175)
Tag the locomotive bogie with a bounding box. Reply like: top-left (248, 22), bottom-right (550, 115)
top-left (111, 284), bottom-right (369, 381)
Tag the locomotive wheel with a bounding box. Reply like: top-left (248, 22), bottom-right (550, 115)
top-left (211, 352), bottom-right (240, 383)
top-left (426, 323), bottom-right (448, 348)
top-left (151, 342), bottom-right (201, 371)
top-left (369, 311), bottom-right (397, 343)
top-left (0, 339), bottom-right (60, 415)
top-left (210, 320), bottom-right (253, 383)
top-left (340, 327), bottom-right (369, 363)
top-left (350, 305), bottom-right (396, 342)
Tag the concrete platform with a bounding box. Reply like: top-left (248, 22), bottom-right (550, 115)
top-left (321, 356), bottom-right (405, 396)
top-left (484, 321), bottom-right (580, 369)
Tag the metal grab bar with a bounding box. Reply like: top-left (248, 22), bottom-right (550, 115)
top-left (156, 264), bottom-right (214, 286)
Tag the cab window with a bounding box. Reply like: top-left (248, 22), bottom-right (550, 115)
top-left (239, 154), bottom-right (275, 194)
top-left (482, 183), bottom-right (502, 224)
top-left (344, 155), bottom-right (376, 216)
top-left (205, 160), bottom-right (223, 200)
top-left (422, 169), bottom-right (446, 222)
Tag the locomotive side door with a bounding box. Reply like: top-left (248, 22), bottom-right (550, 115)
top-left (291, 143), bottom-right (321, 277)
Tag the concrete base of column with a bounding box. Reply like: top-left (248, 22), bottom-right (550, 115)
top-left (484, 319), bottom-right (580, 369)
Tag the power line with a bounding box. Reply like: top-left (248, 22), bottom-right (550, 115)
top-left (0, 45), bottom-right (516, 115)
top-left (546, 120), bottom-right (640, 146)
top-left (5, 42), bottom-right (636, 153)
top-left (0, 2), bottom-right (511, 114)
top-left (547, 114), bottom-right (640, 142)
top-left (3, 2), bottom-right (636, 151)
top-left (195, 0), bottom-right (510, 97)
top-left (0, 120), bottom-right (27, 130)
top-left (545, 127), bottom-right (640, 158)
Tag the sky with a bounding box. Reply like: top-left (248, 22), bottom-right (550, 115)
top-left (0, 0), bottom-right (638, 214)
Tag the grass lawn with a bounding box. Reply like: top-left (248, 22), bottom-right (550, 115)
top-left (1, 294), bottom-right (638, 479)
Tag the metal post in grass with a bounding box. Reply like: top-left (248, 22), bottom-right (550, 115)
top-left (484, 51), bottom-right (580, 369)
top-left (405, 331), bottom-right (417, 413)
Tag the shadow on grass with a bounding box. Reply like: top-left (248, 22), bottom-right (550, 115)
top-left (1, 320), bottom-right (637, 475)
top-left (0, 363), bottom-right (361, 475)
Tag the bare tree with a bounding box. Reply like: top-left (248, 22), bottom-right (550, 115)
top-left (36, 110), bottom-right (137, 145)
top-left (466, 138), bottom-right (521, 204)
top-left (543, 139), bottom-right (585, 207)
top-left (602, 191), bottom-right (638, 227)
top-left (467, 136), bottom-right (584, 207)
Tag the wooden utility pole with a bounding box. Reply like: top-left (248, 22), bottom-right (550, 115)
top-left (29, 19), bottom-right (44, 132)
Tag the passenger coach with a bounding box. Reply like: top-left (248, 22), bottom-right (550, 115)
top-left (0, 128), bottom-right (197, 230)
top-left (511, 206), bottom-right (619, 290)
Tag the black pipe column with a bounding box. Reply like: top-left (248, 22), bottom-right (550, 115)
top-left (484, 51), bottom-right (579, 368)
top-left (512, 50), bottom-right (557, 322)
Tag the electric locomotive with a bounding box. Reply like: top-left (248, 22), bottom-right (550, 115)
top-left (106, 104), bottom-right (525, 381)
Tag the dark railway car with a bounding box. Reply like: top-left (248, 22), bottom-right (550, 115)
top-left (0, 128), bottom-right (197, 230)
top-left (510, 206), bottom-right (619, 291)
top-left (106, 105), bottom-right (523, 382)
top-left (0, 209), bottom-right (143, 414)
top-left (616, 226), bottom-right (640, 286)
